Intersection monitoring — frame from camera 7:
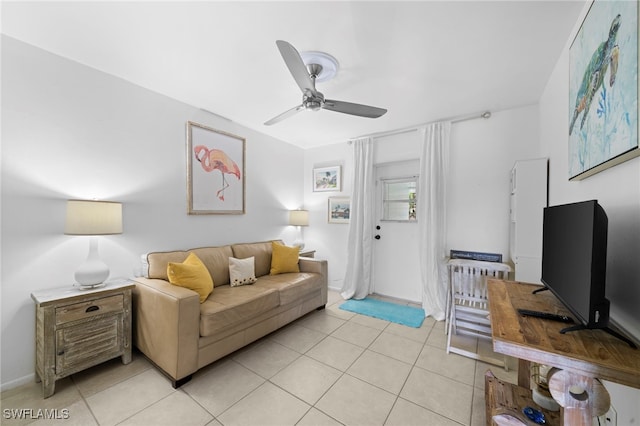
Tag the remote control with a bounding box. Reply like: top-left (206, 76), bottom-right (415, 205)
top-left (517, 309), bottom-right (574, 323)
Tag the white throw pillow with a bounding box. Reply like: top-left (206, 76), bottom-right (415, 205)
top-left (229, 256), bottom-right (258, 287)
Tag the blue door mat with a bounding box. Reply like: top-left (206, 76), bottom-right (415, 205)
top-left (339, 297), bottom-right (425, 328)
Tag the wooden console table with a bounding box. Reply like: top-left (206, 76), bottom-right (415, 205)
top-left (487, 279), bottom-right (640, 425)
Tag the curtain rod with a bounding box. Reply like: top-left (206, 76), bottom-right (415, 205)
top-left (349, 110), bottom-right (492, 141)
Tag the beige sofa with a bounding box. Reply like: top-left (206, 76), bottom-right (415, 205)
top-left (132, 240), bottom-right (328, 387)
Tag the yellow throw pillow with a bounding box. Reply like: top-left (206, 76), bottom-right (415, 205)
top-left (270, 242), bottom-right (300, 275)
top-left (167, 253), bottom-right (213, 303)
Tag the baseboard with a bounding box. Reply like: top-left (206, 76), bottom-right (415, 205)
top-left (1, 373), bottom-right (35, 393)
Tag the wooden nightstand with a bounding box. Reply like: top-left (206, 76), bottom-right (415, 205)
top-left (31, 280), bottom-right (134, 398)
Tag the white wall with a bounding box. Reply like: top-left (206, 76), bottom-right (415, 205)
top-left (448, 107), bottom-right (540, 260)
top-left (303, 105), bottom-right (540, 292)
top-left (539, 4), bottom-right (640, 423)
top-left (303, 142), bottom-right (352, 290)
top-left (1, 37), bottom-right (304, 389)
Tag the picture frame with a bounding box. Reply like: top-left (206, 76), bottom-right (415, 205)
top-left (568, 0), bottom-right (639, 180)
top-left (328, 197), bottom-right (350, 224)
top-left (313, 165), bottom-right (341, 192)
top-left (186, 121), bottom-right (245, 214)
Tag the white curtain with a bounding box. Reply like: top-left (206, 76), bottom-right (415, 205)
top-left (341, 137), bottom-right (375, 300)
top-left (417, 122), bottom-right (451, 320)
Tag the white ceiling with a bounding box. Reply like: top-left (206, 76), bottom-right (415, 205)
top-left (2, 1), bottom-right (587, 148)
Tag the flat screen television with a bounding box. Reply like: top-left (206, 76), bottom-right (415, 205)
top-left (541, 200), bottom-right (609, 328)
top-left (539, 200), bottom-right (634, 347)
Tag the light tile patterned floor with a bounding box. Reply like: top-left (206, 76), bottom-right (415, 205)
top-left (1, 291), bottom-right (518, 425)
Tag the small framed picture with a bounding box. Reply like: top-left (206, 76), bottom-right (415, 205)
top-left (328, 197), bottom-right (350, 224)
top-left (313, 166), bottom-right (341, 192)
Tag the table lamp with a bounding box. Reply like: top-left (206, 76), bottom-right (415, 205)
top-left (65, 200), bottom-right (122, 287)
top-left (289, 209), bottom-right (309, 250)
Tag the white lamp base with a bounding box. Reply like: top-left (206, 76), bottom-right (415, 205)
top-left (292, 226), bottom-right (305, 251)
top-left (75, 237), bottom-right (110, 286)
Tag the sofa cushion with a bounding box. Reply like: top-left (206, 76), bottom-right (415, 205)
top-left (199, 284), bottom-right (280, 337)
top-left (147, 251), bottom-right (189, 280)
top-left (229, 256), bottom-right (257, 287)
top-left (147, 245), bottom-right (233, 287)
top-left (257, 273), bottom-right (322, 306)
top-left (167, 253), bottom-right (214, 303)
top-left (231, 241), bottom-right (280, 277)
top-left (270, 242), bottom-right (300, 275)
top-left (191, 246), bottom-right (234, 287)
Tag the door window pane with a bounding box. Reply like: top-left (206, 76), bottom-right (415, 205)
top-left (381, 178), bottom-right (417, 221)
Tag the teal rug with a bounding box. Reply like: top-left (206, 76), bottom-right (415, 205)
top-left (339, 298), bottom-right (425, 328)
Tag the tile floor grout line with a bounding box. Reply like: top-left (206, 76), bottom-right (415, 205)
top-left (217, 324), bottom-right (339, 425)
top-left (73, 365), bottom-right (163, 426)
top-left (70, 375), bottom-right (101, 426)
top-left (207, 359), bottom-right (268, 424)
top-left (175, 387), bottom-right (216, 426)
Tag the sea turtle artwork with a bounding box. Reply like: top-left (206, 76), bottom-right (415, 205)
top-left (569, 14), bottom-right (621, 135)
top-left (194, 145), bottom-right (241, 201)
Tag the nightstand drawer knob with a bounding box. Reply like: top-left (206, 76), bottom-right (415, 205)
top-left (85, 305), bottom-right (100, 313)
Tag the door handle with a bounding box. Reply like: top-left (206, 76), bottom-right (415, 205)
top-left (375, 235), bottom-right (381, 240)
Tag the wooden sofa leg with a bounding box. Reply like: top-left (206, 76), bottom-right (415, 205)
top-left (316, 304), bottom-right (326, 311)
top-left (172, 375), bottom-right (192, 389)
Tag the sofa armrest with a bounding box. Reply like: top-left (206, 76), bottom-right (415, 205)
top-left (299, 258), bottom-right (328, 305)
top-left (298, 257), bottom-right (327, 274)
top-left (132, 277), bottom-right (200, 382)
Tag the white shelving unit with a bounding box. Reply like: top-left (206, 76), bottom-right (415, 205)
top-left (509, 158), bottom-right (548, 284)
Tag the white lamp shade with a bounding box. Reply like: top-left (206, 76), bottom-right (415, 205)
top-left (65, 200), bottom-right (123, 235)
top-left (289, 210), bottom-right (309, 226)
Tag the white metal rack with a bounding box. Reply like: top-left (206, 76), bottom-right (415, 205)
top-left (446, 258), bottom-right (511, 368)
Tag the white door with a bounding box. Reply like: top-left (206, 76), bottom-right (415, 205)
top-left (373, 160), bottom-right (422, 302)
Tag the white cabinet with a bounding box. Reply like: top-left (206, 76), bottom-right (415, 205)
top-left (509, 158), bottom-right (548, 284)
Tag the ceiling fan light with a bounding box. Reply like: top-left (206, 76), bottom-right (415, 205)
top-left (308, 101), bottom-right (322, 111)
top-left (299, 51), bottom-right (339, 83)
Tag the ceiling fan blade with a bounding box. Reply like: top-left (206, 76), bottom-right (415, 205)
top-left (276, 40), bottom-right (317, 96)
top-left (264, 104), bottom-right (305, 126)
top-left (323, 99), bottom-right (387, 118)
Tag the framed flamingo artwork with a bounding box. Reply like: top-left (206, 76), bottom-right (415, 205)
top-left (568, 0), bottom-right (638, 180)
top-left (187, 121), bottom-right (245, 214)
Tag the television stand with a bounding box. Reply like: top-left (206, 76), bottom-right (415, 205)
top-left (487, 279), bottom-right (640, 426)
top-left (529, 286), bottom-right (636, 348)
top-left (560, 323), bottom-right (637, 348)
